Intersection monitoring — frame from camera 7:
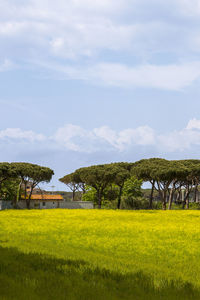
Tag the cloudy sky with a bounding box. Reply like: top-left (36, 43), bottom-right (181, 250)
top-left (1, 0), bottom-right (200, 189)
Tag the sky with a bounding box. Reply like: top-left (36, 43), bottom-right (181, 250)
top-left (1, 0), bottom-right (200, 190)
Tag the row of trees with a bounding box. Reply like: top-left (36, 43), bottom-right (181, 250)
top-left (0, 162), bottom-right (54, 208)
top-left (60, 163), bottom-right (134, 209)
top-left (60, 158), bottom-right (200, 210)
top-left (1, 158), bottom-right (199, 210)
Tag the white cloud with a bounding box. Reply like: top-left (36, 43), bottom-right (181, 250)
top-left (0, 128), bottom-right (45, 142)
top-left (186, 118), bottom-right (200, 130)
top-left (0, 0), bottom-right (136, 60)
top-left (89, 62), bottom-right (200, 90)
top-left (157, 119), bottom-right (200, 152)
top-left (93, 126), bottom-right (117, 148)
top-left (2, 119), bottom-right (200, 153)
top-left (158, 130), bottom-right (200, 152)
top-left (52, 120), bottom-right (200, 152)
top-left (53, 124), bottom-right (91, 151)
top-left (1, 0), bottom-right (200, 90)
top-left (94, 126), bottom-right (155, 151)
top-left (53, 124), bottom-right (156, 152)
top-left (38, 61), bottom-right (200, 90)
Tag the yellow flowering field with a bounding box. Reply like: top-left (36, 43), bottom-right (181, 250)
top-left (0, 209), bottom-right (200, 299)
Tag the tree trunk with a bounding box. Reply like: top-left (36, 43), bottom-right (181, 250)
top-left (80, 184), bottom-right (86, 201)
top-left (72, 190), bottom-right (75, 201)
top-left (182, 186), bottom-right (190, 209)
top-left (175, 188), bottom-right (181, 204)
top-left (24, 182), bottom-right (29, 209)
top-left (168, 181), bottom-right (176, 210)
top-left (27, 184), bottom-right (35, 209)
top-left (14, 181), bottom-right (22, 209)
top-left (168, 190), bottom-right (174, 210)
top-left (156, 182), bottom-right (167, 210)
top-left (186, 196), bottom-right (190, 209)
top-left (161, 190), bottom-right (167, 210)
top-left (82, 184), bottom-right (86, 194)
top-left (194, 184), bottom-right (198, 203)
top-left (98, 190), bottom-right (102, 209)
top-left (117, 186), bottom-right (123, 209)
top-left (149, 180), bottom-right (155, 209)
top-left (162, 199), bottom-right (166, 210)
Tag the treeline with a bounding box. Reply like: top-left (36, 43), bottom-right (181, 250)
top-left (0, 162), bottom-right (54, 208)
top-left (1, 158), bottom-right (200, 210)
top-left (60, 158), bottom-right (200, 210)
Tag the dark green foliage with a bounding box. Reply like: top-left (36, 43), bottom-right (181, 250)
top-left (104, 186), bottom-right (119, 202)
top-left (0, 246), bottom-right (199, 300)
top-left (60, 163), bottom-right (133, 209)
top-left (60, 159), bottom-right (200, 210)
top-left (11, 162), bottom-right (54, 186)
top-left (121, 176), bottom-right (143, 209)
top-left (11, 162), bottom-right (54, 208)
top-left (0, 162), bottom-right (54, 208)
top-left (73, 164), bottom-right (119, 208)
top-left (123, 176), bottom-right (143, 198)
top-left (122, 197), bottom-right (148, 209)
top-left (108, 163), bottom-right (132, 209)
top-left (59, 173), bottom-right (80, 201)
top-left (1, 178), bottom-right (20, 203)
top-left (0, 163), bottom-right (17, 194)
top-left (131, 158), bottom-right (200, 210)
top-left (82, 185), bottom-right (97, 203)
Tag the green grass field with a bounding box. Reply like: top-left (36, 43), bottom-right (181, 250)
top-left (0, 209), bottom-right (200, 299)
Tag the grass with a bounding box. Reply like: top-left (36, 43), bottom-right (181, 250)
top-left (0, 209), bottom-right (200, 299)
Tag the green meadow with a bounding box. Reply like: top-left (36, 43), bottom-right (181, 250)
top-left (0, 209), bottom-right (200, 299)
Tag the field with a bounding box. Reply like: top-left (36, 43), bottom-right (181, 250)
top-left (0, 210), bottom-right (200, 299)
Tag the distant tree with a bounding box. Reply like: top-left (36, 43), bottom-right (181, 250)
top-left (60, 159), bottom-right (200, 211)
top-left (132, 158), bottom-right (182, 210)
top-left (123, 176), bottom-right (142, 199)
top-left (11, 163), bottom-right (54, 209)
top-left (73, 164), bottom-right (116, 208)
top-left (1, 178), bottom-right (20, 206)
top-left (131, 158), bottom-right (167, 209)
top-left (59, 173), bottom-right (80, 201)
top-left (179, 160), bottom-right (200, 209)
top-left (82, 185), bottom-right (97, 203)
top-left (0, 163), bottom-right (17, 196)
top-left (108, 162), bottom-right (131, 209)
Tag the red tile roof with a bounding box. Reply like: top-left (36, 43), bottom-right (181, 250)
top-left (23, 194), bottom-right (63, 201)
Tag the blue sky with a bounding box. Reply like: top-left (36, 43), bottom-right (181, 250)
top-left (1, 0), bottom-right (200, 189)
